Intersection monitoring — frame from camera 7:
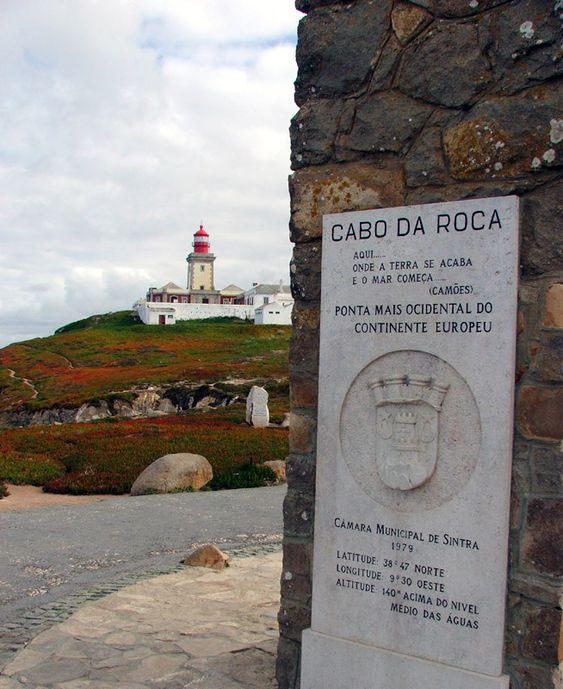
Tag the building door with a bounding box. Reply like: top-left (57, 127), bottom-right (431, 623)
top-left (158, 315), bottom-right (166, 325)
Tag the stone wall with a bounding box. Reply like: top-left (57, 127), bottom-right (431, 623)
top-left (277, 2), bottom-right (562, 688)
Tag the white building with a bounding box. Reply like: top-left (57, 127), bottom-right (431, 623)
top-left (146, 282), bottom-right (190, 304)
top-left (254, 300), bottom-right (294, 325)
top-left (244, 282), bottom-right (293, 308)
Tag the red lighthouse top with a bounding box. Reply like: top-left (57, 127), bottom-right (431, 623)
top-left (193, 224), bottom-right (210, 253)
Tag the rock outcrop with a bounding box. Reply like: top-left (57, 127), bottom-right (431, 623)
top-left (0, 383), bottom-right (241, 428)
top-left (74, 401), bottom-right (111, 423)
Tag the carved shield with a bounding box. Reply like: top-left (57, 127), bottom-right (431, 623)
top-left (375, 402), bottom-right (439, 490)
top-left (370, 376), bottom-right (448, 491)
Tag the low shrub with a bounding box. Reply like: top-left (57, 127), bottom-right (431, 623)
top-left (2, 411), bottom-right (289, 495)
top-left (0, 480), bottom-right (9, 499)
top-left (43, 466), bottom-right (136, 495)
top-left (208, 462), bottom-right (277, 490)
top-left (0, 452), bottom-right (65, 486)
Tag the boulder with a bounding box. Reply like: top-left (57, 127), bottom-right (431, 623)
top-left (130, 453), bottom-right (213, 496)
top-left (112, 399), bottom-right (135, 417)
top-left (75, 401), bottom-right (111, 423)
top-left (182, 544), bottom-right (230, 570)
top-left (262, 460), bottom-right (287, 483)
top-left (131, 390), bottom-right (162, 415)
top-left (155, 398), bottom-right (176, 415)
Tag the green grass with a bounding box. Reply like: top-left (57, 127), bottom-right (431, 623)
top-left (0, 312), bottom-right (290, 495)
top-left (0, 312), bottom-right (290, 411)
top-left (0, 452), bottom-right (65, 486)
top-left (54, 311), bottom-right (140, 334)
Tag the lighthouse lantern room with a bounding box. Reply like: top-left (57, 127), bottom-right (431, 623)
top-left (193, 224), bottom-right (210, 253)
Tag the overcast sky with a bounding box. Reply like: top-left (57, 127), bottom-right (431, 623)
top-left (0, 1), bottom-right (299, 346)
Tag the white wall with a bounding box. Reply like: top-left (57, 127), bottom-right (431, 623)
top-left (134, 303), bottom-right (176, 325)
top-left (135, 301), bottom-right (254, 324)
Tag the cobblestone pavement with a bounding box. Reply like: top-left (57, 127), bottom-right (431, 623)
top-left (0, 549), bottom-right (281, 689)
top-left (0, 487), bottom-right (285, 669)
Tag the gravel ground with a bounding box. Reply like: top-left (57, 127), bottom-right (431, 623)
top-left (0, 484), bottom-right (117, 512)
top-left (0, 485), bottom-right (286, 667)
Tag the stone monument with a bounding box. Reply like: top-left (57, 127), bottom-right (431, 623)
top-left (278, 4), bottom-right (562, 688)
top-left (300, 197), bottom-right (519, 688)
top-left (246, 385), bottom-right (270, 427)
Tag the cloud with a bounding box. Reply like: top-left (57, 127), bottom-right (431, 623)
top-left (0, 0), bottom-right (299, 346)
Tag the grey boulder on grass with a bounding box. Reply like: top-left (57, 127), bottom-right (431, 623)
top-left (130, 453), bottom-right (213, 496)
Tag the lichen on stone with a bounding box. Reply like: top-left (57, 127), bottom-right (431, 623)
top-left (542, 149), bottom-right (556, 164)
top-left (519, 21), bottom-right (535, 40)
top-left (549, 119), bottom-right (563, 144)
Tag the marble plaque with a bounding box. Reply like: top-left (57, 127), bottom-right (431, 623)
top-left (301, 197), bottom-right (519, 688)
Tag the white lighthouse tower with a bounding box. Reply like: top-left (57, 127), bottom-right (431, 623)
top-left (186, 225), bottom-right (220, 304)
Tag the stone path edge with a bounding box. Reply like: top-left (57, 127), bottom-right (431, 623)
top-left (0, 540), bottom-right (282, 671)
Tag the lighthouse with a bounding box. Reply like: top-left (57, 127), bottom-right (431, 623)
top-left (186, 224), bottom-right (220, 304)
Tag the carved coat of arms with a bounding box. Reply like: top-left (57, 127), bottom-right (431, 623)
top-left (369, 375), bottom-right (449, 491)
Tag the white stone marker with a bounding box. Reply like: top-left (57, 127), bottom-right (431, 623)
top-left (246, 385), bottom-right (270, 427)
top-left (301, 197), bottom-right (519, 689)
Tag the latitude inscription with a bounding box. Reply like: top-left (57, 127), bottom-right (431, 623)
top-left (300, 197), bottom-right (519, 689)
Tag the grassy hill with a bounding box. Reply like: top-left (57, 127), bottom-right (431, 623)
top-left (0, 311), bottom-right (290, 411)
top-left (0, 312), bottom-right (291, 495)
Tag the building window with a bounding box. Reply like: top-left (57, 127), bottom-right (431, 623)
top-left (181, 297), bottom-right (188, 303)
top-left (200, 265), bottom-right (205, 272)
top-left (264, 297), bottom-right (269, 304)
top-left (155, 296), bottom-right (161, 302)
top-left (200, 285), bottom-right (204, 290)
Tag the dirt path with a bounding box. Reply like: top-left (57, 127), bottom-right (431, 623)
top-left (57, 353), bottom-right (74, 368)
top-left (0, 484), bottom-right (117, 512)
top-left (7, 368), bottom-right (39, 400)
